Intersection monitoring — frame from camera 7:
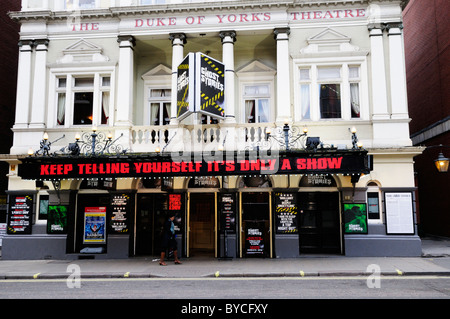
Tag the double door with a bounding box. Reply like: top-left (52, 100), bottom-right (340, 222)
top-left (298, 192), bottom-right (341, 254)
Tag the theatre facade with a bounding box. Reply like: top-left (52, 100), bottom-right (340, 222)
top-left (1, 0), bottom-right (422, 260)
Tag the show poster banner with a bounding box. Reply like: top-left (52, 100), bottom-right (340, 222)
top-left (177, 52), bottom-right (225, 121)
top-left (245, 221), bottom-right (265, 256)
top-left (7, 195), bottom-right (33, 234)
top-left (197, 53), bottom-right (225, 118)
top-left (47, 205), bottom-right (68, 234)
top-left (84, 207), bottom-right (106, 243)
top-left (176, 53), bottom-right (193, 120)
top-left (109, 194), bottom-right (130, 234)
top-left (219, 193), bottom-right (236, 233)
top-left (343, 203), bottom-right (368, 234)
top-left (274, 192), bottom-right (298, 234)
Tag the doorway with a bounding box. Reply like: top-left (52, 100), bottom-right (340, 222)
top-left (189, 193), bottom-right (216, 257)
top-left (241, 192), bottom-right (271, 258)
top-left (298, 192), bottom-right (341, 254)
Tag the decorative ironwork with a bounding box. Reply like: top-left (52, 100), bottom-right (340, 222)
top-left (33, 133), bottom-right (65, 156)
top-left (266, 123), bottom-right (310, 151)
top-left (68, 129), bottom-right (126, 156)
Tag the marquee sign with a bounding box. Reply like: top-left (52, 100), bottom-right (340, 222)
top-left (19, 151), bottom-right (370, 180)
top-left (177, 52), bottom-right (225, 121)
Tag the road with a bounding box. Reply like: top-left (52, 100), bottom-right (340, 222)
top-left (1, 275), bottom-right (449, 299)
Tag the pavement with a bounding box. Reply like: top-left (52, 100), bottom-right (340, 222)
top-left (0, 236), bottom-right (449, 280)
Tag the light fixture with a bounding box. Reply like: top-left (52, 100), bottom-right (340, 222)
top-left (421, 144), bottom-right (450, 173)
top-left (434, 152), bottom-right (449, 173)
top-left (266, 123), bottom-right (309, 151)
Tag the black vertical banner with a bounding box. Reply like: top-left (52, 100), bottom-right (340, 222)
top-left (7, 194), bottom-right (33, 234)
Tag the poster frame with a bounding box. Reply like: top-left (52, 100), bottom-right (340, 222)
top-left (83, 207), bottom-right (107, 243)
top-left (343, 203), bottom-right (368, 234)
top-left (47, 205), bottom-right (68, 234)
top-left (384, 191), bottom-right (415, 235)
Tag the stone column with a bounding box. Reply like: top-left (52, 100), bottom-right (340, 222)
top-left (29, 39), bottom-right (49, 129)
top-left (116, 35), bottom-right (135, 127)
top-left (387, 23), bottom-right (409, 119)
top-left (274, 28), bottom-right (291, 123)
top-left (169, 33), bottom-right (186, 125)
top-left (368, 25), bottom-right (389, 120)
top-left (219, 31), bottom-right (236, 124)
top-left (14, 40), bottom-right (34, 129)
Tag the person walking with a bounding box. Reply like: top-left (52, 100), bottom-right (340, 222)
top-left (160, 212), bottom-right (182, 266)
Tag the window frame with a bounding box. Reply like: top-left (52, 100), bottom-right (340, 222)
top-left (48, 67), bottom-right (115, 129)
top-left (293, 57), bottom-right (369, 122)
top-left (367, 184), bottom-right (383, 224)
top-left (147, 87), bottom-right (172, 126)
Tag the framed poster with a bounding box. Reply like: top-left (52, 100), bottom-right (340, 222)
top-left (7, 195), bottom-right (33, 234)
top-left (274, 192), bottom-right (298, 234)
top-left (219, 193), bottom-right (236, 234)
top-left (109, 194), bottom-right (131, 234)
top-left (385, 192), bottom-right (415, 235)
top-left (83, 207), bottom-right (106, 243)
top-left (343, 203), bottom-right (368, 234)
top-left (47, 205), bottom-right (68, 234)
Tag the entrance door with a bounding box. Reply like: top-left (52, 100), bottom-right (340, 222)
top-left (189, 193), bottom-right (215, 257)
top-left (298, 192), bottom-right (341, 254)
top-left (241, 192), bottom-right (271, 258)
top-left (135, 194), bottom-right (167, 256)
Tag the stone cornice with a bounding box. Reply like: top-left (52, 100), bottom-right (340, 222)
top-left (8, 0), bottom-right (386, 22)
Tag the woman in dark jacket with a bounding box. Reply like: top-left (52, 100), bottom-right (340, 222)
top-left (159, 212), bottom-right (182, 265)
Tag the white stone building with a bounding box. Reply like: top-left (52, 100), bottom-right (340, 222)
top-left (1, 0), bottom-right (422, 259)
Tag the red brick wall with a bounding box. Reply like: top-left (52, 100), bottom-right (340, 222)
top-left (0, 0), bottom-right (20, 154)
top-left (403, 0), bottom-right (450, 134)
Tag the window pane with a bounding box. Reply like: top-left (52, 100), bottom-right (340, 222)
top-left (245, 100), bottom-right (255, 123)
top-left (349, 67), bottom-right (359, 79)
top-left (350, 83), bottom-right (360, 118)
top-left (150, 103), bottom-right (160, 125)
top-left (57, 93), bottom-right (66, 125)
top-left (258, 99), bottom-right (269, 122)
top-left (300, 84), bottom-right (310, 119)
top-left (319, 84), bottom-right (341, 118)
top-left (102, 77), bottom-right (110, 87)
top-left (79, 0), bottom-right (96, 8)
top-left (244, 85), bottom-right (269, 96)
top-left (73, 92), bottom-right (93, 125)
top-left (58, 78), bottom-right (66, 88)
top-left (101, 92), bottom-right (110, 125)
top-left (74, 78), bottom-right (94, 87)
top-left (367, 193), bottom-right (380, 220)
top-left (300, 69), bottom-right (310, 81)
top-left (318, 67), bottom-right (340, 80)
top-left (39, 195), bottom-right (49, 220)
top-left (163, 102), bottom-right (171, 125)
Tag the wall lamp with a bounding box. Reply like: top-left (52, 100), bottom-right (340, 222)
top-left (424, 144), bottom-right (450, 173)
top-left (350, 127), bottom-right (363, 150)
top-left (30, 132), bottom-right (65, 156)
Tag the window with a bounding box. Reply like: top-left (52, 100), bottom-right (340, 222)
top-left (367, 182), bottom-right (382, 222)
top-left (66, 0), bottom-right (96, 9)
top-left (148, 89), bottom-right (171, 126)
top-left (54, 73), bottom-right (112, 127)
top-left (39, 195), bottom-right (49, 220)
top-left (296, 63), bottom-right (364, 121)
top-left (318, 67), bottom-right (341, 118)
top-left (244, 84), bottom-right (270, 123)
